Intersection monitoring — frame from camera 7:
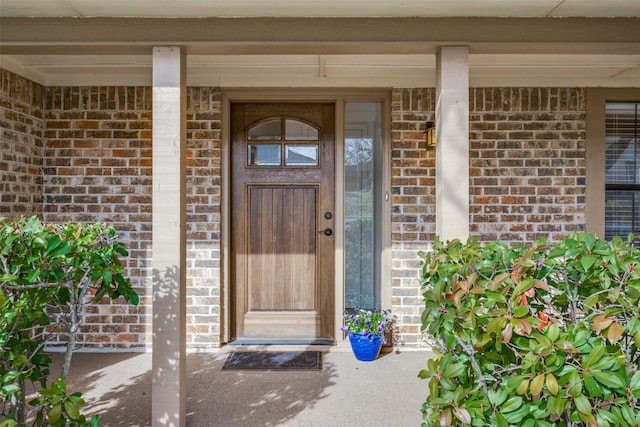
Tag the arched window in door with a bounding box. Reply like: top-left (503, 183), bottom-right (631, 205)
top-left (247, 118), bottom-right (319, 167)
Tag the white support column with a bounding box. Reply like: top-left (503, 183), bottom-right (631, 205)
top-left (436, 46), bottom-right (470, 242)
top-left (151, 46), bottom-right (186, 427)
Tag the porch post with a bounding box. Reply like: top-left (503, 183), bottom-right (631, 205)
top-left (151, 46), bottom-right (187, 427)
top-left (435, 46), bottom-right (470, 241)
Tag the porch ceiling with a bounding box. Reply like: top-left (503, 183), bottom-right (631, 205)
top-left (2, 53), bottom-right (640, 88)
top-left (1, 2), bottom-right (639, 88)
top-left (2, 0), bottom-right (639, 18)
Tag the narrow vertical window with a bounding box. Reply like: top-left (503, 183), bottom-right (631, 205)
top-left (344, 102), bottom-right (382, 309)
top-left (605, 102), bottom-right (640, 245)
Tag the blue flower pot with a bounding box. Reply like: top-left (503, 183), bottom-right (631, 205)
top-left (348, 332), bottom-right (383, 361)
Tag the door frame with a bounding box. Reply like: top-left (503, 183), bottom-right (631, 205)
top-left (221, 90), bottom-right (392, 344)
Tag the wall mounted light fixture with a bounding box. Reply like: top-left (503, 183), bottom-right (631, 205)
top-left (426, 121), bottom-right (436, 147)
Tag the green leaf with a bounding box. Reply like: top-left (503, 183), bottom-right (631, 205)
top-left (583, 293), bottom-right (599, 309)
top-left (443, 362), bottom-right (465, 379)
top-left (0, 273), bottom-right (18, 282)
top-left (591, 355), bottom-right (616, 372)
top-left (67, 393), bottom-right (85, 406)
top-left (512, 278), bottom-right (536, 296)
top-left (495, 413), bottom-right (508, 427)
top-left (417, 369), bottom-right (429, 380)
top-left (629, 371), bottom-right (640, 391)
top-left (580, 254), bottom-right (596, 271)
top-left (501, 396), bottom-right (523, 413)
top-left (593, 371), bottom-right (625, 389)
top-left (485, 291), bottom-right (506, 304)
top-left (46, 235), bottom-right (63, 252)
top-left (583, 373), bottom-right (602, 398)
top-left (488, 388), bottom-right (508, 407)
top-left (546, 324), bottom-right (560, 342)
top-left (488, 272), bottom-right (510, 290)
top-left (64, 399), bottom-right (81, 419)
top-left (26, 268), bottom-right (41, 283)
top-left (627, 317), bottom-right (640, 335)
top-left (49, 403), bottom-right (62, 424)
top-left (57, 287), bottom-right (71, 305)
top-left (51, 377), bottom-right (67, 395)
top-left (502, 405), bottom-right (529, 424)
top-left (48, 241), bottom-right (71, 258)
top-left (621, 405), bottom-right (637, 426)
top-left (585, 345), bottom-right (606, 368)
top-left (507, 375), bottom-right (525, 391)
top-left (1, 384), bottom-right (21, 394)
top-left (574, 394), bottom-right (592, 415)
top-left (128, 290), bottom-right (140, 305)
top-left (512, 305), bottom-right (529, 318)
top-left (567, 371), bottom-right (583, 397)
top-left (103, 270), bottom-right (113, 285)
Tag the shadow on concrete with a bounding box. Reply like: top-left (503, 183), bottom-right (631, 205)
top-left (49, 352), bottom-right (152, 426)
top-left (49, 349), bottom-right (430, 426)
top-left (49, 351), bottom-right (338, 427)
top-left (187, 353), bottom-right (337, 426)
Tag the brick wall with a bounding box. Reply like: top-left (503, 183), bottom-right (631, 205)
top-left (42, 85), bottom-right (224, 350)
top-left (390, 88), bottom-right (436, 347)
top-left (43, 86), bottom-right (153, 349)
top-left (470, 88), bottom-right (586, 243)
top-left (0, 69), bottom-right (44, 217)
top-left (2, 71), bottom-right (587, 351)
top-left (185, 87), bottom-right (223, 350)
top-left (389, 87), bottom-right (587, 346)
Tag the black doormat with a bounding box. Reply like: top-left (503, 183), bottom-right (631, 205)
top-left (222, 351), bottom-right (322, 371)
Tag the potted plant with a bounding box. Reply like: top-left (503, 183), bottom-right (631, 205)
top-left (342, 307), bottom-right (392, 361)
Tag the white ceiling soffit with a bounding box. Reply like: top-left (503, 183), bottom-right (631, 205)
top-left (1, 0), bottom-right (639, 18)
top-left (3, 53), bottom-right (639, 88)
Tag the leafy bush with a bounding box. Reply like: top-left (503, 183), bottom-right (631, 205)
top-left (419, 232), bottom-right (640, 427)
top-left (0, 216), bottom-right (138, 426)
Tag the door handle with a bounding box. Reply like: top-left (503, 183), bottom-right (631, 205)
top-left (320, 227), bottom-right (332, 236)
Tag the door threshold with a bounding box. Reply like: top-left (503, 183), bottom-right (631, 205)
top-left (224, 338), bottom-right (336, 352)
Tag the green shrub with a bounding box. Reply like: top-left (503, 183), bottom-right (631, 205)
top-left (0, 216), bottom-right (138, 426)
top-left (419, 232), bottom-right (640, 427)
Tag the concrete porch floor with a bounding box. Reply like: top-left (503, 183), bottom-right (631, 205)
top-left (49, 348), bottom-right (432, 426)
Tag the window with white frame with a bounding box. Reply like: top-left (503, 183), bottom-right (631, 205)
top-left (605, 102), bottom-right (640, 245)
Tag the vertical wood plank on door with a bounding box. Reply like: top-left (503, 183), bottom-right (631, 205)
top-left (296, 188), bottom-right (317, 309)
top-left (291, 191), bottom-right (307, 310)
top-left (283, 188), bottom-right (294, 309)
top-left (273, 187), bottom-right (285, 309)
top-left (248, 186), bottom-right (317, 311)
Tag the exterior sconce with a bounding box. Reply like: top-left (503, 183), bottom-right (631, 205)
top-left (426, 122), bottom-right (436, 147)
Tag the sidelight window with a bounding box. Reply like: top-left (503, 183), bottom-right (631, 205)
top-left (344, 102), bottom-right (383, 309)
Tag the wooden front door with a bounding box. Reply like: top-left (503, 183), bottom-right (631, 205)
top-left (231, 102), bottom-right (335, 340)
